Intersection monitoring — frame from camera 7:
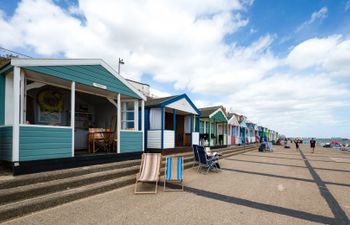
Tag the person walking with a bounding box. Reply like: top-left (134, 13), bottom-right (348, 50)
top-left (310, 138), bottom-right (316, 153)
top-left (294, 139), bottom-right (300, 151)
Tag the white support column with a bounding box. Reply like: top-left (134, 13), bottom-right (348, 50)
top-left (141, 100), bottom-right (145, 151)
top-left (117, 93), bottom-right (121, 153)
top-left (134, 100), bottom-right (138, 131)
top-left (12, 66), bottom-right (20, 163)
top-left (71, 81), bottom-right (75, 157)
top-left (204, 121), bottom-right (206, 133)
top-left (20, 71), bottom-right (25, 124)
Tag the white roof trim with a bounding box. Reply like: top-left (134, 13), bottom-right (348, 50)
top-left (11, 58), bottom-right (146, 100)
top-left (208, 108), bottom-right (228, 121)
top-left (165, 97), bottom-right (198, 115)
top-left (228, 116), bottom-right (239, 126)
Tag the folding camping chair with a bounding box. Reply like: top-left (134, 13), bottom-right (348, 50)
top-left (192, 145), bottom-right (200, 169)
top-left (197, 146), bottom-right (219, 173)
top-left (164, 156), bottom-right (184, 192)
top-left (134, 153), bottom-right (162, 194)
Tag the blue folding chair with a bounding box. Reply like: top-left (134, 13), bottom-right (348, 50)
top-left (197, 146), bottom-right (219, 173)
top-left (164, 156), bottom-right (184, 191)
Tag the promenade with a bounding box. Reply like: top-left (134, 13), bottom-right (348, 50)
top-left (4, 145), bottom-right (350, 225)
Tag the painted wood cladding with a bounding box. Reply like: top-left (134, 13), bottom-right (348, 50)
top-left (147, 130), bottom-right (175, 149)
top-left (120, 131), bottom-right (143, 153)
top-left (192, 132), bottom-right (199, 145)
top-left (19, 126), bottom-right (72, 161)
top-left (0, 126), bottom-right (12, 161)
top-left (23, 65), bottom-right (139, 99)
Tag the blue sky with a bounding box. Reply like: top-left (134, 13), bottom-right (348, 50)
top-left (0, 0), bottom-right (349, 138)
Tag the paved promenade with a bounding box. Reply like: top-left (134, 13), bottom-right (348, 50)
top-left (3, 145), bottom-right (350, 225)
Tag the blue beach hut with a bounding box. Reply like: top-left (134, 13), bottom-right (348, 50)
top-left (144, 94), bottom-right (200, 151)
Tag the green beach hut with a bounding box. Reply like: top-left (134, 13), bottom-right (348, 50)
top-left (199, 106), bottom-right (228, 147)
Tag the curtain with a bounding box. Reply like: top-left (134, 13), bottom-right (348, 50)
top-left (184, 115), bottom-right (191, 133)
top-left (150, 108), bottom-right (162, 129)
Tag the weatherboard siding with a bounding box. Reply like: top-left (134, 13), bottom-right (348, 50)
top-left (0, 126), bottom-right (12, 161)
top-left (22, 65), bottom-right (139, 99)
top-left (19, 126), bottom-right (72, 161)
top-left (120, 131), bottom-right (143, 153)
top-left (211, 111), bottom-right (227, 122)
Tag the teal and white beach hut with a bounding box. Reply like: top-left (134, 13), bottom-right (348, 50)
top-left (246, 121), bottom-right (256, 144)
top-left (199, 106), bottom-right (228, 147)
top-left (0, 58), bottom-right (146, 174)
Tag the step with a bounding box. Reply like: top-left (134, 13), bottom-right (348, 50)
top-left (0, 159), bottom-right (141, 189)
top-left (0, 174), bottom-right (136, 223)
top-left (0, 165), bottom-right (140, 206)
top-left (0, 147), bottom-right (252, 223)
top-left (0, 160), bottom-right (195, 223)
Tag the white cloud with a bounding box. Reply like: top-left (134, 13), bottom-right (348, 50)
top-left (149, 87), bottom-right (171, 98)
top-left (286, 35), bottom-right (350, 77)
top-left (296, 7), bottom-right (328, 32)
top-left (0, 0), bottom-right (349, 137)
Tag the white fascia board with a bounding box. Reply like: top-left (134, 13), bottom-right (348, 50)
top-left (11, 58), bottom-right (147, 100)
top-left (228, 116), bottom-right (239, 126)
top-left (11, 58), bottom-right (102, 66)
top-left (209, 108), bottom-right (228, 121)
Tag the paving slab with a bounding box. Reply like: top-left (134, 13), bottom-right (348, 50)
top-left (3, 145), bottom-right (350, 225)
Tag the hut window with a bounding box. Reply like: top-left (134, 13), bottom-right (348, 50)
top-left (200, 121), bottom-right (204, 133)
top-left (121, 102), bottom-right (134, 130)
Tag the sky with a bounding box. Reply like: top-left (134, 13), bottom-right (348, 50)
top-left (0, 0), bottom-right (349, 138)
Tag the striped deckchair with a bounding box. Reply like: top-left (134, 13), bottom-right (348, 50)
top-left (134, 153), bottom-right (162, 194)
top-left (164, 156), bottom-right (184, 192)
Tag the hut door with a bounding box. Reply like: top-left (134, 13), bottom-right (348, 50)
top-left (175, 115), bottom-right (184, 146)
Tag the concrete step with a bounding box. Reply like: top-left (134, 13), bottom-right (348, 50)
top-left (0, 146), bottom-right (254, 223)
top-left (0, 159), bottom-right (141, 189)
top-left (0, 165), bottom-right (140, 206)
top-left (0, 160), bottom-right (195, 223)
top-left (0, 174), bottom-right (136, 223)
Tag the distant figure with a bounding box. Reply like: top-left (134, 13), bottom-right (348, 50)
top-left (294, 139), bottom-right (300, 151)
top-left (310, 138), bottom-right (316, 153)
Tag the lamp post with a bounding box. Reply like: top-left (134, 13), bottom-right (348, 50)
top-left (118, 58), bottom-right (124, 74)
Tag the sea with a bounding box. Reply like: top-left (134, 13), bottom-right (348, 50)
top-left (302, 138), bottom-right (350, 146)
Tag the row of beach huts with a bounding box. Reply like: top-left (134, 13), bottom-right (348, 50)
top-left (0, 58), bottom-right (279, 174)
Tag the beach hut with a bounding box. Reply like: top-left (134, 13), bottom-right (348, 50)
top-left (199, 106), bottom-right (228, 147)
top-left (237, 115), bottom-right (248, 144)
top-left (246, 121), bottom-right (256, 144)
top-left (254, 124), bottom-right (260, 143)
top-left (0, 58), bottom-right (146, 174)
top-left (227, 113), bottom-right (240, 145)
top-left (144, 94), bottom-right (200, 151)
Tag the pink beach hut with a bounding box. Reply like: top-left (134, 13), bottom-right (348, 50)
top-left (227, 113), bottom-right (240, 145)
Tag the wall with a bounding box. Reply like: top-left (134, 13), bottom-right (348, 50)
top-left (163, 130), bottom-right (175, 148)
top-left (120, 131), bottom-right (143, 153)
top-left (192, 132), bottom-right (199, 145)
top-left (19, 125), bottom-right (72, 161)
top-left (0, 73), bottom-right (5, 125)
top-left (147, 130), bottom-right (175, 149)
top-left (5, 73), bottom-right (13, 124)
top-left (0, 126), bottom-right (12, 161)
